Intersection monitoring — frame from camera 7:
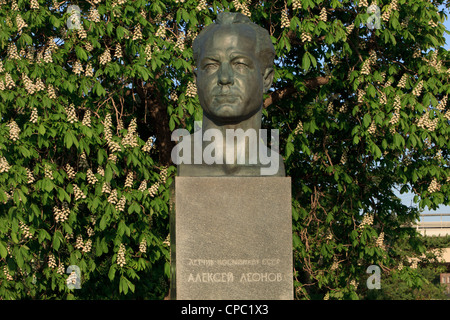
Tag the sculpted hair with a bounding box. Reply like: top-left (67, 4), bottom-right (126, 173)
top-left (192, 12), bottom-right (276, 72)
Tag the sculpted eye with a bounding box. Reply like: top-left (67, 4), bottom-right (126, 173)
top-left (203, 63), bottom-right (219, 71)
top-left (233, 62), bottom-right (249, 70)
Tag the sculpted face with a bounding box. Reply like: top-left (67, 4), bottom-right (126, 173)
top-left (195, 24), bottom-right (270, 124)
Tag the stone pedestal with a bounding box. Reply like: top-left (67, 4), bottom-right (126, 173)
top-left (170, 177), bottom-right (293, 300)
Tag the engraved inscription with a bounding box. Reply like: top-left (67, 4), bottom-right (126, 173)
top-left (239, 272), bottom-right (283, 283)
top-left (188, 272), bottom-right (234, 283)
top-left (187, 258), bottom-right (260, 266)
top-left (185, 257), bottom-right (285, 284)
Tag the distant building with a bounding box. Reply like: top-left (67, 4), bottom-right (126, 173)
top-left (414, 214), bottom-right (450, 237)
top-left (412, 215), bottom-right (450, 294)
top-left (440, 273), bottom-right (450, 294)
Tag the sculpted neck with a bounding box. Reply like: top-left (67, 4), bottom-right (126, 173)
top-left (201, 107), bottom-right (262, 133)
top-left (198, 107), bottom-right (263, 168)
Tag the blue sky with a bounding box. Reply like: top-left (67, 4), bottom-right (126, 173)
top-left (444, 12), bottom-right (450, 49)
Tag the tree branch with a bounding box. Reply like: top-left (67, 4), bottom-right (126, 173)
top-left (263, 76), bottom-right (330, 108)
top-left (263, 86), bottom-right (296, 109)
top-left (304, 76), bottom-right (330, 89)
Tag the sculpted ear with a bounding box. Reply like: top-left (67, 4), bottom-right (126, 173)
top-left (262, 67), bottom-right (274, 93)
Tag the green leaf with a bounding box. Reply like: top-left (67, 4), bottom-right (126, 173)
top-left (38, 124), bottom-right (46, 135)
top-left (100, 213), bottom-right (108, 230)
top-left (31, 204), bottom-right (40, 217)
top-left (106, 22), bottom-right (114, 36)
top-left (128, 202), bottom-right (141, 214)
top-left (64, 131), bottom-right (73, 149)
top-left (169, 116), bottom-right (175, 131)
top-left (370, 142), bottom-right (382, 159)
top-left (285, 141), bottom-right (295, 158)
top-left (116, 26), bottom-right (126, 40)
top-left (292, 233), bottom-right (301, 248)
top-left (15, 248), bottom-right (24, 268)
top-left (18, 146), bottom-right (31, 158)
top-left (38, 229), bottom-right (50, 243)
top-left (43, 179), bottom-right (55, 192)
top-left (308, 52), bottom-right (317, 68)
top-left (16, 189), bottom-right (27, 205)
top-left (302, 52), bottom-right (311, 71)
top-left (120, 276), bottom-right (129, 295)
top-left (0, 241), bottom-right (7, 259)
top-left (101, 238), bottom-right (108, 253)
top-left (98, 149), bottom-right (106, 165)
top-left (292, 207), bottom-right (299, 221)
top-left (75, 45), bottom-right (88, 61)
top-left (393, 133), bottom-right (405, 148)
top-left (164, 261), bottom-right (171, 278)
top-left (58, 187), bottom-right (68, 202)
top-left (108, 265), bottom-right (116, 281)
top-left (50, 15), bottom-right (61, 28)
top-left (64, 131), bottom-right (78, 149)
top-left (118, 220), bottom-right (126, 236)
top-left (53, 231), bottom-right (61, 251)
top-left (363, 114), bottom-right (371, 128)
top-left (128, 280), bottom-right (135, 293)
top-left (105, 164), bottom-right (113, 182)
top-left (11, 230), bottom-right (19, 244)
top-left (93, 82), bottom-right (106, 96)
top-left (19, 33), bottom-right (33, 46)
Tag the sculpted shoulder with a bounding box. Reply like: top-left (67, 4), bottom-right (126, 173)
top-left (175, 132), bottom-right (285, 177)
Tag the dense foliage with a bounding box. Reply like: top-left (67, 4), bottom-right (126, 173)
top-left (366, 235), bottom-right (449, 300)
top-left (0, 0), bottom-right (449, 299)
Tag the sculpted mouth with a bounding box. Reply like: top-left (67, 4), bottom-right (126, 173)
top-left (214, 95), bottom-right (239, 102)
top-left (215, 94), bottom-right (236, 97)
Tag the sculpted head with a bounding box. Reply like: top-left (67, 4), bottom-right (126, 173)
top-left (193, 12), bottom-right (275, 125)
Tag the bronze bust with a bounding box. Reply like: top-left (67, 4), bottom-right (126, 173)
top-left (172, 12), bottom-right (285, 177)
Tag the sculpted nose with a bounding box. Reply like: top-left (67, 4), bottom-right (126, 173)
top-left (218, 63), bottom-right (234, 86)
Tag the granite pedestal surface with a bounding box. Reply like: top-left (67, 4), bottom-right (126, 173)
top-left (170, 176), bottom-right (293, 300)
